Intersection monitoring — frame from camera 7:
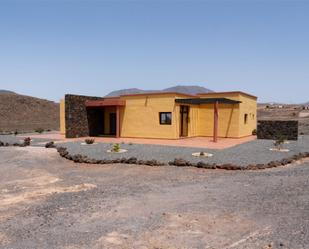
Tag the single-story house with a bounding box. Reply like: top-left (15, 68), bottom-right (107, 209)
top-left (60, 91), bottom-right (257, 141)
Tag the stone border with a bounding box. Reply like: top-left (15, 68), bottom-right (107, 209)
top-left (54, 145), bottom-right (309, 170)
top-left (0, 138), bottom-right (31, 147)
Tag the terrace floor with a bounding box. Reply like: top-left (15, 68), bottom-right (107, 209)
top-left (19, 132), bottom-right (256, 149)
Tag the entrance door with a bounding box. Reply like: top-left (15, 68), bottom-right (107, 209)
top-left (109, 113), bottom-right (116, 135)
top-left (180, 106), bottom-right (189, 137)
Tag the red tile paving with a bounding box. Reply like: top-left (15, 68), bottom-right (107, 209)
top-left (21, 132), bottom-right (256, 149)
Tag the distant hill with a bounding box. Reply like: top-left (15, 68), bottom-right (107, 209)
top-left (0, 90), bottom-right (16, 94)
top-left (0, 91), bottom-right (59, 132)
top-left (105, 85), bottom-right (213, 97)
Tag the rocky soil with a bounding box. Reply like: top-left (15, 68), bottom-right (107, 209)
top-left (0, 92), bottom-right (59, 133)
top-left (0, 146), bottom-right (308, 249)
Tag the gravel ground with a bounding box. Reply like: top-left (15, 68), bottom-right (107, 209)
top-left (0, 146), bottom-right (308, 248)
top-left (59, 135), bottom-right (309, 166)
top-left (0, 135), bottom-right (52, 146)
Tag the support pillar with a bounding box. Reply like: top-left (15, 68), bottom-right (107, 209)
top-left (213, 101), bottom-right (219, 142)
top-left (116, 106), bottom-right (120, 138)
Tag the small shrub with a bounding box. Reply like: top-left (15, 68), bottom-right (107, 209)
top-left (274, 136), bottom-right (286, 150)
top-left (24, 137), bottom-right (31, 146)
top-left (35, 128), bottom-right (44, 134)
top-left (200, 151), bottom-right (205, 156)
top-left (112, 143), bottom-right (120, 152)
top-left (252, 129), bottom-right (257, 135)
top-left (85, 138), bottom-right (95, 145)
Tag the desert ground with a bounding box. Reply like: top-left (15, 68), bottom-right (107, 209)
top-left (0, 146), bottom-right (308, 249)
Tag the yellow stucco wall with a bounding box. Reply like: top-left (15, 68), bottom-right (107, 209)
top-left (195, 92), bottom-right (257, 138)
top-left (197, 93), bottom-right (241, 137)
top-left (60, 99), bottom-right (65, 135)
top-left (120, 94), bottom-right (179, 139)
top-left (238, 94), bottom-right (257, 137)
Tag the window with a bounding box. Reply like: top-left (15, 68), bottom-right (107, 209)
top-left (159, 112), bottom-right (172, 125)
top-left (244, 114), bottom-right (248, 124)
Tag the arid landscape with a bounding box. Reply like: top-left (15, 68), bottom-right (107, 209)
top-left (0, 146), bottom-right (308, 249)
top-left (1, 89), bottom-right (309, 135)
top-left (0, 90), bottom-right (59, 133)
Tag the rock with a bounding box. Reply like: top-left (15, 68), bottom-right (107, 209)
top-left (196, 162), bottom-right (216, 169)
top-left (72, 154), bottom-right (83, 163)
top-left (255, 164), bottom-right (267, 169)
top-left (125, 157), bottom-right (137, 164)
top-left (45, 141), bottom-right (56, 148)
top-left (268, 161), bottom-right (281, 168)
top-left (112, 159), bottom-right (121, 164)
top-left (216, 164), bottom-right (243, 170)
top-left (246, 164), bottom-right (258, 170)
top-left (173, 158), bottom-right (189, 167)
top-left (145, 159), bottom-right (159, 166)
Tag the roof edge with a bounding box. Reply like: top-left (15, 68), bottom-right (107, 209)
top-left (119, 91), bottom-right (197, 98)
top-left (197, 91), bottom-right (257, 99)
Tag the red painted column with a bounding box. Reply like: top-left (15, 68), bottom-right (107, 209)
top-left (116, 106), bottom-right (120, 138)
top-left (213, 101), bottom-right (219, 142)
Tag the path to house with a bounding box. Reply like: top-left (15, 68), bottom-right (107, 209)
top-left (0, 146), bottom-right (308, 248)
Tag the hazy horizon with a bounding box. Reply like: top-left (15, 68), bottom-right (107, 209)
top-left (0, 1), bottom-right (308, 103)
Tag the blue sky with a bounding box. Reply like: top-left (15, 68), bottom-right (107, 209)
top-left (0, 0), bottom-right (308, 103)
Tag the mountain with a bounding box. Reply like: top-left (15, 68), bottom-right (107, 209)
top-left (162, 85), bottom-right (213, 95)
top-left (0, 91), bottom-right (59, 133)
top-left (105, 88), bottom-right (157, 97)
top-left (105, 85), bottom-right (213, 97)
top-left (0, 90), bottom-right (16, 94)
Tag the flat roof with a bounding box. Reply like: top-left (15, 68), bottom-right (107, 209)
top-left (197, 91), bottom-right (257, 99)
top-left (119, 91), bottom-right (196, 98)
top-left (175, 98), bottom-right (241, 105)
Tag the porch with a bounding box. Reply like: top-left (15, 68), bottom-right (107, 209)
top-left (85, 99), bottom-right (125, 138)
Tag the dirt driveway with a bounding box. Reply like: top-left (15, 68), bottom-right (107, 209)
top-left (0, 147), bottom-right (308, 249)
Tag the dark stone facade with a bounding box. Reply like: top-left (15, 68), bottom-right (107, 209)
top-left (65, 94), bottom-right (104, 138)
top-left (257, 120), bottom-right (298, 140)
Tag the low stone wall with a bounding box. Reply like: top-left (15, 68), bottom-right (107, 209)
top-left (55, 146), bottom-right (309, 170)
top-left (257, 120), bottom-right (298, 140)
top-left (65, 94), bottom-right (104, 138)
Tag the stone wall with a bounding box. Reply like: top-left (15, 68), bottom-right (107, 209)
top-left (65, 94), bottom-right (104, 138)
top-left (257, 120), bottom-right (298, 140)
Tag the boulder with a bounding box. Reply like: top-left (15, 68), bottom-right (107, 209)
top-left (196, 162), bottom-right (216, 169)
top-left (126, 157), bottom-right (137, 164)
top-left (45, 141), bottom-right (56, 148)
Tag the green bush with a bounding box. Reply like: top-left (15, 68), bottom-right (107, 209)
top-left (112, 143), bottom-right (120, 152)
top-left (274, 136), bottom-right (286, 150)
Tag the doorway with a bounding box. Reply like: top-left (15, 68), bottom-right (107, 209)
top-left (109, 113), bottom-right (117, 135)
top-left (180, 105), bottom-right (189, 137)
